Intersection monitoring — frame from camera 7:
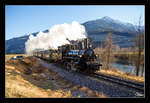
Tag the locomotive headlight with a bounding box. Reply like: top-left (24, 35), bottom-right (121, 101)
top-left (79, 55), bottom-right (82, 57)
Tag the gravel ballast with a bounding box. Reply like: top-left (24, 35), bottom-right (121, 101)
top-left (38, 58), bottom-right (144, 98)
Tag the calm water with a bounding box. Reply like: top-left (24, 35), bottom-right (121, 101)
top-left (111, 62), bottom-right (144, 76)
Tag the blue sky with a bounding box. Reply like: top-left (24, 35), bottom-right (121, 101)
top-left (6, 5), bottom-right (144, 40)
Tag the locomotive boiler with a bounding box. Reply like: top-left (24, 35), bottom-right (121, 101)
top-left (33, 38), bottom-right (102, 73)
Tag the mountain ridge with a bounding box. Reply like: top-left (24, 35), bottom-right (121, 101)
top-left (6, 16), bottom-right (144, 54)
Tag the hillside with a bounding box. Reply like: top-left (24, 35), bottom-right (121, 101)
top-left (5, 16), bottom-right (144, 54)
top-left (5, 56), bottom-right (107, 97)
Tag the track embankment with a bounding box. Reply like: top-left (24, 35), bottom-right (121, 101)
top-left (5, 56), bottom-right (107, 98)
top-left (38, 58), bottom-right (144, 97)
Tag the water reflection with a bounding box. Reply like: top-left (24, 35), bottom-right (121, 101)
top-left (111, 62), bottom-right (144, 76)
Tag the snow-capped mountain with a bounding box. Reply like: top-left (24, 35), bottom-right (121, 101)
top-left (6, 16), bottom-right (144, 54)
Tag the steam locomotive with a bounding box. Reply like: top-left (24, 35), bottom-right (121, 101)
top-left (33, 38), bottom-right (102, 73)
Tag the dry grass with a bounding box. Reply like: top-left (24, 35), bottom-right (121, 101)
top-left (98, 68), bottom-right (144, 83)
top-left (5, 56), bottom-right (108, 98)
top-left (5, 57), bottom-right (73, 98)
top-left (113, 51), bottom-right (144, 55)
top-left (5, 54), bottom-right (27, 62)
top-left (78, 86), bottom-right (108, 98)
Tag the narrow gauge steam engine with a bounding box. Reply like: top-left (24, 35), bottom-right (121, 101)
top-left (33, 38), bottom-right (102, 73)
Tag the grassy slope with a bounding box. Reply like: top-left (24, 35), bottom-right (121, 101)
top-left (5, 54), bottom-right (27, 62)
top-left (98, 68), bottom-right (144, 83)
top-left (5, 56), bottom-right (107, 98)
top-left (5, 57), bottom-right (72, 97)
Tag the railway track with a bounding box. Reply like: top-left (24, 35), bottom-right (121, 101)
top-left (36, 56), bottom-right (144, 93)
top-left (88, 72), bottom-right (144, 92)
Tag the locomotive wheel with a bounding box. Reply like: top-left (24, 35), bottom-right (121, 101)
top-left (66, 63), bottom-right (70, 71)
top-left (64, 62), bottom-right (67, 67)
top-left (71, 65), bottom-right (76, 71)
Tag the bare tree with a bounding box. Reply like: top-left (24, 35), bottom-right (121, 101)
top-left (103, 30), bottom-right (114, 69)
top-left (141, 54), bottom-right (144, 77)
top-left (134, 16), bottom-right (144, 76)
top-left (114, 45), bottom-right (120, 54)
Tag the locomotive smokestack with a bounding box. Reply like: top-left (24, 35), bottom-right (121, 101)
top-left (66, 38), bottom-right (72, 44)
top-left (87, 38), bottom-right (89, 48)
top-left (84, 38), bottom-right (88, 49)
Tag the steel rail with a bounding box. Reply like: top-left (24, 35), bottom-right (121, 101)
top-left (91, 72), bottom-right (144, 92)
top-left (35, 56), bottom-right (144, 92)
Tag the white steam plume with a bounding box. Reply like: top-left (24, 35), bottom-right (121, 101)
top-left (25, 21), bottom-right (87, 55)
